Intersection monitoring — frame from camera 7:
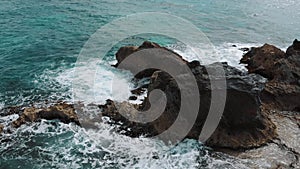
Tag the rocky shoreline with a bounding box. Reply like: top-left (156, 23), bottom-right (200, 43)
top-left (1, 40), bottom-right (299, 168)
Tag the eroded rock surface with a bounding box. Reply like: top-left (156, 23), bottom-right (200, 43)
top-left (226, 108), bottom-right (300, 168)
top-left (241, 40), bottom-right (300, 111)
top-left (115, 41), bottom-right (187, 79)
top-left (101, 41), bottom-right (278, 149)
top-left (10, 103), bottom-right (80, 128)
top-left (240, 44), bottom-right (286, 80)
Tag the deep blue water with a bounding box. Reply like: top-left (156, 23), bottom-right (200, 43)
top-left (0, 0), bottom-right (299, 168)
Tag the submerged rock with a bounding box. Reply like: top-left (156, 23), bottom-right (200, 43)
top-left (239, 47), bottom-right (250, 52)
top-left (11, 103), bottom-right (80, 128)
top-left (128, 96), bottom-right (138, 101)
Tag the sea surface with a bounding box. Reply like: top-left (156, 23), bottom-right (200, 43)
top-left (0, 0), bottom-right (299, 168)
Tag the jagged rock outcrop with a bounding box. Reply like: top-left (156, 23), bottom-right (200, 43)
top-left (220, 108), bottom-right (300, 168)
top-left (240, 44), bottom-right (286, 80)
top-left (241, 40), bottom-right (300, 111)
top-left (115, 41), bottom-right (187, 79)
top-left (11, 103), bottom-right (80, 128)
top-left (99, 100), bottom-right (156, 137)
top-left (286, 39), bottom-right (300, 57)
top-left (143, 61), bottom-right (277, 149)
top-left (102, 41), bottom-right (278, 149)
top-left (1, 40), bottom-right (298, 156)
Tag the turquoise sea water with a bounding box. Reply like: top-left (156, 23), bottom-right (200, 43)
top-left (0, 0), bottom-right (299, 168)
top-left (1, 0), bottom-right (299, 106)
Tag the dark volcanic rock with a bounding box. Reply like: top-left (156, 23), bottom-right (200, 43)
top-left (286, 39), bottom-right (300, 76)
top-left (129, 96), bottom-right (138, 100)
top-left (11, 103), bottom-right (80, 128)
top-left (239, 47), bottom-right (250, 52)
top-left (286, 39), bottom-right (300, 57)
top-left (144, 62), bottom-right (276, 149)
top-left (99, 100), bottom-right (156, 137)
top-left (240, 44), bottom-right (286, 80)
top-left (241, 40), bottom-right (300, 111)
top-left (261, 82), bottom-right (300, 111)
top-left (115, 41), bottom-right (187, 79)
top-left (116, 46), bottom-right (138, 66)
top-left (101, 41), bottom-right (278, 149)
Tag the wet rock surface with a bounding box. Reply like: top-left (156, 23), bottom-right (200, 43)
top-left (241, 39), bottom-right (300, 111)
top-left (3, 103), bottom-right (80, 128)
top-left (141, 62), bottom-right (276, 149)
top-left (240, 44), bottom-right (286, 80)
top-left (115, 41), bottom-right (187, 79)
top-left (286, 39), bottom-right (300, 58)
top-left (100, 41), bottom-right (299, 166)
top-left (99, 99), bottom-right (156, 137)
top-left (262, 82), bottom-right (300, 111)
top-left (102, 41), bottom-right (278, 149)
top-left (220, 108), bottom-right (300, 168)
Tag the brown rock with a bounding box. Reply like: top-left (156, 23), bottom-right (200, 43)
top-left (105, 42), bottom-right (278, 149)
top-left (206, 109), bottom-right (276, 149)
top-left (242, 41), bottom-right (300, 111)
top-left (115, 41), bottom-right (161, 67)
top-left (0, 124), bottom-right (3, 134)
top-left (40, 103), bottom-right (80, 125)
top-left (11, 107), bottom-right (41, 128)
top-left (144, 62), bottom-right (276, 149)
top-left (286, 39), bottom-right (300, 57)
top-left (219, 108), bottom-right (300, 168)
top-left (114, 41), bottom-right (187, 79)
top-left (261, 82), bottom-right (300, 111)
top-left (240, 44), bottom-right (285, 80)
top-left (285, 39), bottom-right (300, 79)
top-left (115, 46), bottom-right (138, 66)
top-left (12, 103), bottom-right (80, 128)
top-left (99, 100), bottom-right (155, 137)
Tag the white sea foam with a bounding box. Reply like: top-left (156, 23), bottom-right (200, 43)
top-left (0, 119), bottom-right (258, 168)
top-left (169, 42), bottom-right (262, 71)
top-left (32, 42), bottom-right (265, 106)
top-left (2, 42), bottom-right (277, 168)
